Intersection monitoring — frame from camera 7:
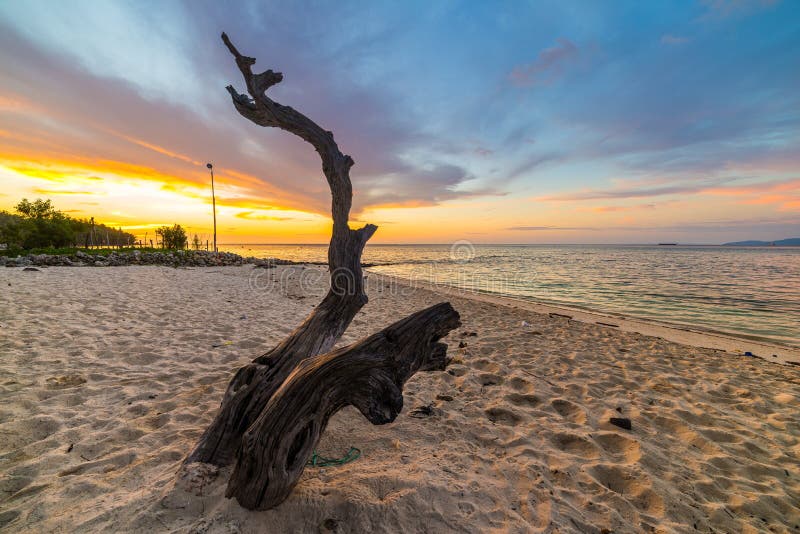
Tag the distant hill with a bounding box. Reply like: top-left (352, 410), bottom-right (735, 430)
top-left (723, 238), bottom-right (800, 246)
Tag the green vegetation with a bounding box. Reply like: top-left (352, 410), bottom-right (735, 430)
top-left (0, 198), bottom-right (134, 253)
top-left (0, 198), bottom-right (199, 255)
top-left (155, 224), bottom-right (188, 250)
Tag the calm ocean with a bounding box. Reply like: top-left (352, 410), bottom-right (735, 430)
top-left (221, 243), bottom-right (800, 348)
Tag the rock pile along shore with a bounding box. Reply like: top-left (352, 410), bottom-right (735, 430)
top-left (0, 250), bottom-right (288, 268)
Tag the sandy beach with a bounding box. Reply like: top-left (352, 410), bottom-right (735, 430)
top-left (1, 264), bottom-right (799, 533)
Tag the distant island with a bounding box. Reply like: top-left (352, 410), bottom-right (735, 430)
top-left (723, 238), bottom-right (800, 246)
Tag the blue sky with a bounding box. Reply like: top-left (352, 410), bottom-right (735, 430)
top-left (0, 0), bottom-right (798, 243)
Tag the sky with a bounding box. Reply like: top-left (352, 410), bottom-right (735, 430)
top-left (0, 0), bottom-right (798, 244)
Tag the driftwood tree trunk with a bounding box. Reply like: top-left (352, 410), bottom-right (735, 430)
top-left (227, 302), bottom-right (460, 510)
top-left (185, 33), bottom-right (460, 510)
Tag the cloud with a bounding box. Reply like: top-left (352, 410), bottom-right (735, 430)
top-left (536, 178), bottom-right (732, 201)
top-left (357, 163), bottom-right (505, 211)
top-left (700, 0), bottom-right (780, 18)
top-left (235, 211), bottom-right (298, 221)
top-left (507, 226), bottom-right (597, 231)
top-left (509, 38), bottom-right (579, 87)
top-left (32, 188), bottom-right (103, 196)
top-left (538, 177), bottom-right (800, 211)
top-left (507, 215), bottom-right (800, 235)
top-left (583, 203), bottom-right (659, 213)
top-left (0, 6), bottom-right (501, 224)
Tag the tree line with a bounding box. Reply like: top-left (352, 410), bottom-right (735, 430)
top-left (0, 198), bottom-right (191, 252)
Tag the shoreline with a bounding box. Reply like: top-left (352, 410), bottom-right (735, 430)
top-left (6, 252), bottom-right (797, 365)
top-left (369, 270), bottom-right (800, 367)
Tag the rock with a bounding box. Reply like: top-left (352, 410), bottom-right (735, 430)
top-left (609, 417), bottom-right (632, 430)
top-left (1, 249), bottom-right (293, 269)
top-left (22, 267), bottom-right (40, 272)
top-left (436, 394), bottom-right (454, 402)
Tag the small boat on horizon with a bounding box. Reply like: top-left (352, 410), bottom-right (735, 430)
top-left (658, 243), bottom-right (678, 246)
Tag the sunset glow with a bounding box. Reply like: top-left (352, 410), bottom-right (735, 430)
top-left (1, 0), bottom-right (798, 244)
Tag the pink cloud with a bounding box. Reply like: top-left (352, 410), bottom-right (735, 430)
top-left (509, 38), bottom-right (579, 87)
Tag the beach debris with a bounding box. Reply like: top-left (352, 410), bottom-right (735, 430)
top-left (460, 331), bottom-right (478, 337)
top-left (436, 394), bottom-right (454, 402)
top-left (308, 447), bottom-right (360, 467)
top-left (66, 443), bottom-right (74, 453)
top-left (596, 321), bottom-right (619, 328)
top-left (744, 351), bottom-right (755, 357)
top-left (549, 312), bottom-right (573, 320)
top-left (521, 320), bottom-right (531, 328)
top-left (22, 267), bottom-right (40, 272)
top-left (609, 417), bottom-right (632, 430)
top-left (458, 341), bottom-right (468, 348)
top-left (211, 341), bottom-right (233, 348)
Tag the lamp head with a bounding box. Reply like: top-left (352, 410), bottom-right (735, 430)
top-left (206, 163), bottom-right (213, 169)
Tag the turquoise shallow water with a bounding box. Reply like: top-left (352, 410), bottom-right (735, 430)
top-left (221, 243), bottom-right (800, 348)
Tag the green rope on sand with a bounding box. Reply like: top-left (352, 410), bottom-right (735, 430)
top-left (307, 447), bottom-right (361, 467)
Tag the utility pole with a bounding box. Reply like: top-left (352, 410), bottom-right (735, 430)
top-left (207, 163), bottom-right (218, 253)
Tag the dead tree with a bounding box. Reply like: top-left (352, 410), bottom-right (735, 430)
top-left (184, 33), bottom-right (460, 511)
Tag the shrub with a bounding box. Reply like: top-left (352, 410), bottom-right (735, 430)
top-left (156, 224), bottom-right (188, 249)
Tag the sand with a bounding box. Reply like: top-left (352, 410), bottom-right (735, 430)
top-left (0, 264), bottom-right (798, 533)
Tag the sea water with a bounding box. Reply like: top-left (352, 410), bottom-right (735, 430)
top-left (221, 243), bottom-right (800, 348)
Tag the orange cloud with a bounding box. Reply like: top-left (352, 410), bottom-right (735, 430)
top-left (32, 188), bottom-right (104, 196)
top-left (113, 133), bottom-right (204, 166)
top-left (235, 211), bottom-right (298, 221)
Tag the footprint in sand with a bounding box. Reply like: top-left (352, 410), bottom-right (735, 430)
top-left (698, 428), bottom-right (741, 444)
top-left (550, 433), bottom-right (600, 459)
top-left (505, 392), bottom-right (541, 408)
top-left (587, 464), bottom-right (665, 517)
top-left (589, 464), bottom-right (650, 499)
top-left (550, 399), bottom-right (587, 424)
top-left (477, 373), bottom-right (504, 387)
top-left (594, 432), bottom-right (642, 463)
top-left (508, 377), bottom-right (533, 393)
top-left (472, 358), bottom-right (500, 372)
top-left (524, 487), bottom-right (552, 531)
top-left (485, 407), bottom-right (522, 426)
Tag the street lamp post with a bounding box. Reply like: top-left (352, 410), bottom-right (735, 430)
top-left (207, 163), bottom-right (218, 253)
